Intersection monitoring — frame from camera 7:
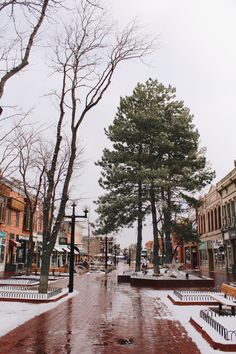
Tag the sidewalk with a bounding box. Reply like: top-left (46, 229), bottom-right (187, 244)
top-left (0, 264), bottom-right (234, 354)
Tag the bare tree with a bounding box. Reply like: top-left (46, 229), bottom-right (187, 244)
top-left (12, 128), bottom-right (45, 274)
top-left (0, 0), bottom-right (62, 113)
top-left (0, 110), bottom-right (30, 179)
top-left (38, 0), bottom-right (154, 293)
top-left (12, 122), bottom-right (84, 276)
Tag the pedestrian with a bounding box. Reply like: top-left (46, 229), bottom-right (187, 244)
top-left (141, 257), bottom-right (148, 274)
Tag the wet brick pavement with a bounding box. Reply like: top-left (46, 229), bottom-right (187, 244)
top-left (0, 265), bottom-right (201, 354)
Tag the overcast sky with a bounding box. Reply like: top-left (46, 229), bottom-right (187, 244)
top-left (76, 0), bottom-right (236, 247)
top-left (3, 0), bottom-right (236, 247)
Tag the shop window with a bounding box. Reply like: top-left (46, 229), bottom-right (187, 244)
top-left (214, 247), bottom-right (225, 269)
top-left (0, 237), bottom-right (5, 263)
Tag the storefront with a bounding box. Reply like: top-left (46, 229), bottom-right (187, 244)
top-left (206, 239), bottom-right (225, 272)
top-left (199, 241), bottom-right (208, 268)
top-left (224, 231), bottom-right (236, 274)
top-left (0, 231), bottom-right (6, 272)
top-left (184, 245), bottom-right (199, 269)
top-left (16, 235), bottom-right (29, 265)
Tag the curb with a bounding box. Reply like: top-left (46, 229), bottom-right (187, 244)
top-left (167, 294), bottom-right (216, 306)
top-left (189, 317), bottom-right (236, 352)
top-left (0, 291), bottom-right (68, 304)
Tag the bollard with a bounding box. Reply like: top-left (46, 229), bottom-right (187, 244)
top-left (185, 273), bottom-right (189, 280)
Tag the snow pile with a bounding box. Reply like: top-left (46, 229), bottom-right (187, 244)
top-left (0, 289), bottom-right (78, 337)
top-left (146, 290), bottom-right (235, 354)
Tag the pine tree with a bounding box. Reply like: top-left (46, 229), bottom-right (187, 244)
top-left (96, 79), bottom-right (214, 271)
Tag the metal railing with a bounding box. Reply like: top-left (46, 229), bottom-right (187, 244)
top-left (0, 279), bottom-right (38, 285)
top-left (173, 290), bottom-right (220, 302)
top-left (200, 309), bottom-right (236, 341)
top-left (0, 287), bottom-right (63, 300)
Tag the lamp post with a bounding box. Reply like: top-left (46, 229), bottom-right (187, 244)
top-left (114, 243), bottom-right (117, 267)
top-left (105, 235), bottom-right (108, 271)
top-left (65, 203), bottom-right (88, 293)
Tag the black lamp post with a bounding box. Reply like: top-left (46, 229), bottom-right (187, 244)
top-left (65, 203), bottom-right (88, 293)
top-left (105, 235), bottom-right (108, 271)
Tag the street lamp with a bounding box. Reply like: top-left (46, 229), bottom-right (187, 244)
top-left (104, 235), bottom-right (108, 271)
top-left (65, 203), bottom-right (88, 293)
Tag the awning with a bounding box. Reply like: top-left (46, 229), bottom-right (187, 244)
top-left (74, 246), bottom-right (80, 255)
top-left (94, 253), bottom-right (113, 257)
top-left (53, 245), bottom-right (64, 253)
top-left (62, 246), bottom-right (71, 253)
top-left (72, 248), bottom-right (79, 255)
top-left (9, 239), bottom-right (21, 248)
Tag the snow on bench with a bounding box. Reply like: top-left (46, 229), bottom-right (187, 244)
top-left (210, 294), bottom-right (236, 315)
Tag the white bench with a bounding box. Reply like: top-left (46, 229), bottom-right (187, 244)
top-left (210, 294), bottom-right (236, 315)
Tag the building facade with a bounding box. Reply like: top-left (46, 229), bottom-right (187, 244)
top-left (198, 164), bottom-right (236, 274)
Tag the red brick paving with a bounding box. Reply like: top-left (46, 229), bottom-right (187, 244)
top-left (0, 265), bottom-right (201, 354)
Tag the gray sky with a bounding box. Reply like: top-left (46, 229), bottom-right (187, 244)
top-left (3, 0), bottom-right (236, 247)
top-left (78, 0), bottom-right (236, 247)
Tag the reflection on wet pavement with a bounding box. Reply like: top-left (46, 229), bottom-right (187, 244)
top-left (0, 265), bottom-right (201, 354)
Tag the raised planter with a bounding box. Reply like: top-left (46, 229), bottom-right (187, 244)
top-left (130, 276), bottom-right (214, 289)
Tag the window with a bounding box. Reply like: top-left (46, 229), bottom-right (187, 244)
top-left (7, 209), bottom-right (11, 225)
top-left (0, 196), bottom-right (6, 222)
top-left (15, 211), bottom-right (20, 227)
top-left (23, 206), bottom-right (30, 231)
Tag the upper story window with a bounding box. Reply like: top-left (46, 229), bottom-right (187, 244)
top-left (7, 209), bottom-right (11, 225)
top-left (0, 196), bottom-right (6, 223)
top-left (15, 211), bottom-right (20, 227)
top-left (23, 206), bottom-right (30, 231)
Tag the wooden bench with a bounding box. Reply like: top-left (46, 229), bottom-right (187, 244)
top-left (221, 283), bottom-right (236, 298)
top-left (32, 267), bottom-right (68, 275)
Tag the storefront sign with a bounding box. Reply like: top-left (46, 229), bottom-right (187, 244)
top-left (19, 235), bottom-right (29, 240)
top-left (224, 232), bottom-right (230, 240)
top-left (0, 231), bottom-right (6, 237)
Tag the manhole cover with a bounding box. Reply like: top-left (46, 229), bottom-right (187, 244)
top-left (117, 338), bottom-right (134, 345)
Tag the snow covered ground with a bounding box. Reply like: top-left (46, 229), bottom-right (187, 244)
top-left (0, 289), bottom-right (78, 337)
top-left (0, 286), bottom-right (235, 353)
top-left (146, 290), bottom-right (236, 354)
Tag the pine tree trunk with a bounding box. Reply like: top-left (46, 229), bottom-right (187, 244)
top-left (160, 233), bottom-right (165, 265)
top-left (164, 187), bottom-right (172, 264)
top-left (150, 184), bottom-right (160, 275)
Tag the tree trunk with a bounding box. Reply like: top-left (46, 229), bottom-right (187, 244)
top-left (150, 183), bottom-right (159, 275)
top-left (164, 187), bottom-right (172, 264)
top-left (160, 232), bottom-right (165, 265)
top-left (26, 237), bottom-right (35, 275)
top-left (38, 250), bottom-right (51, 293)
top-left (135, 180), bottom-right (143, 272)
top-left (26, 209), bottom-right (35, 275)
